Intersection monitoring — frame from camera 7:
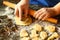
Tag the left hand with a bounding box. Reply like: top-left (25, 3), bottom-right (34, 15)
top-left (34, 8), bottom-right (56, 20)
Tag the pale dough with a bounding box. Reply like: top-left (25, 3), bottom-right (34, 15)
top-left (44, 25), bottom-right (55, 32)
top-left (14, 16), bottom-right (32, 26)
top-left (32, 37), bottom-right (41, 40)
top-left (33, 24), bottom-right (42, 32)
top-left (20, 29), bottom-right (28, 37)
top-left (40, 31), bottom-right (48, 39)
top-left (47, 32), bottom-right (59, 40)
top-left (30, 30), bottom-right (39, 38)
top-left (21, 37), bottom-right (30, 40)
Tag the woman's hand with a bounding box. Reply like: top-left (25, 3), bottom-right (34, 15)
top-left (14, 0), bottom-right (29, 20)
top-left (34, 8), bottom-right (57, 20)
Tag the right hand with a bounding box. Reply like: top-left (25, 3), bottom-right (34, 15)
top-left (14, 0), bottom-right (29, 20)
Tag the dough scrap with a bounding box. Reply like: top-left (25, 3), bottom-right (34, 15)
top-left (40, 31), bottom-right (48, 39)
top-left (47, 32), bottom-right (59, 40)
top-left (21, 37), bottom-right (30, 40)
top-left (20, 29), bottom-right (28, 37)
top-left (33, 24), bottom-right (42, 32)
top-left (14, 16), bottom-right (32, 26)
top-left (45, 25), bottom-right (55, 32)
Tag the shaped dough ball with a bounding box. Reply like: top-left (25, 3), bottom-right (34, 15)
top-left (47, 32), bottom-right (59, 40)
top-left (20, 29), bottom-right (28, 37)
top-left (40, 31), bottom-right (48, 39)
top-left (33, 24), bottom-right (42, 32)
top-left (21, 37), bottom-right (30, 40)
top-left (45, 25), bottom-right (55, 32)
top-left (30, 30), bottom-right (39, 38)
top-left (32, 37), bottom-right (41, 40)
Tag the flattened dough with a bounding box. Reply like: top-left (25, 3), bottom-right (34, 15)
top-left (45, 25), bottom-right (55, 32)
top-left (47, 32), bottom-right (59, 40)
top-left (20, 29), bottom-right (28, 37)
top-left (21, 37), bottom-right (30, 40)
top-left (14, 16), bottom-right (32, 25)
top-left (33, 24), bottom-right (42, 32)
top-left (40, 31), bottom-right (48, 39)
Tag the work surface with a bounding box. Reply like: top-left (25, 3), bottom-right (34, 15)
top-left (0, 6), bottom-right (60, 40)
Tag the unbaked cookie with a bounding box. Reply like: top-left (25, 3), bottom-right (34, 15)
top-left (47, 32), bottom-right (59, 40)
top-left (40, 31), bottom-right (48, 39)
top-left (30, 30), bottom-right (39, 38)
top-left (32, 37), bottom-right (41, 40)
top-left (21, 37), bottom-right (30, 40)
top-left (20, 29), bottom-right (28, 37)
top-left (44, 25), bottom-right (55, 32)
top-left (33, 24), bottom-right (42, 32)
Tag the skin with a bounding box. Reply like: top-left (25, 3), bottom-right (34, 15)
top-left (14, 0), bottom-right (60, 20)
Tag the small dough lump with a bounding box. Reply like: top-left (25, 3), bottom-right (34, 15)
top-left (33, 24), bottom-right (42, 32)
top-left (32, 37), bottom-right (41, 40)
top-left (45, 25), bottom-right (55, 32)
top-left (47, 32), bottom-right (59, 40)
top-left (30, 30), bottom-right (39, 38)
top-left (21, 37), bottom-right (30, 40)
top-left (40, 31), bottom-right (48, 39)
top-left (20, 29), bottom-right (28, 37)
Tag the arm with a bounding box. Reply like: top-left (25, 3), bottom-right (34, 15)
top-left (53, 2), bottom-right (60, 15)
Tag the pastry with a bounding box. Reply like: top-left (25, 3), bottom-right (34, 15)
top-left (47, 32), bottom-right (59, 40)
top-left (45, 25), bottom-right (55, 32)
top-left (40, 31), bottom-right (48, 39)
top-left (21, 37), bottom-right (30, 40)
top-left (20, 29), bottom-right (28, 37)
top-left (30, 30), bottom-right (39, 38)
top-left (32, 37), bottom-right (41, 40)
top-left (33, 24), bottom-right (42, 32)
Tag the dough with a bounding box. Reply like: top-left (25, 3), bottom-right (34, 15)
top-left (47, 32), bottom-right (59, 40)
top-left (32, 37), bottom-right (41, 40)
top-left (40, 31), bottom-right (48, 39)
top-left (20, 29), bottom-right (28, 37)
top-left (14, 16), bottom-right (32, 26)
top-left (21, 37), bottom-right (30, 40)
top-left (33, 24), bottom-right (42, 32)
top-left (44, 25), bottom-right (55, 32)
top-left (30, 30), bottom-right (39, 38)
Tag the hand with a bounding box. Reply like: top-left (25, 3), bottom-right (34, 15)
top-left (34, 8), bottom-right (56, 20)
top-left (14, 0), bottom-right (29, 20)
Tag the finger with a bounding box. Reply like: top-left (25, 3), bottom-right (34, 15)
top-left (38, 12), bottom-right (46, 20)
top-left (35, 11), bottom-right (44, 19)
top-left (14, 7), bottom-right (19, 17)
top-left (42, 14), bottom-right (48, 20)
top-left (35, 9), bottom-right (47, 19)
top-left (18, 7), bottom-right (22, 20)
top-left (24, 8), bottom-right (28, 18)
top-left (34, 8), bottom-right (43, 17)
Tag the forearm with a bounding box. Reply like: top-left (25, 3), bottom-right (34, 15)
top-left (53, 2), bottom-right (60, 15)
top-left (21, 0), bottom-right (29, 2)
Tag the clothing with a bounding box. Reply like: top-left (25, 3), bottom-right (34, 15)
top-left (30, 0), bottom-right (60, 7)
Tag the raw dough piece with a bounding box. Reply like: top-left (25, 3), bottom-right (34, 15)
top-left (30, 30), bottom-right (39, 38)
top-left (33, 24), bottom-right (42, 32)
top-left (20, 29), bottom-right (28, 37)
top-left (32, 37), bottom-right (41, 40)
top-left (14, 16), bottom-right (32, 26)
top-left (21, 37), bottom-right (30, 40)
top-left (40, 31), bottom-right (48, 39)
top-left (47, 32), bottom-right (59, 40)
top-left (45, 25), bottom-right (55, 32)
